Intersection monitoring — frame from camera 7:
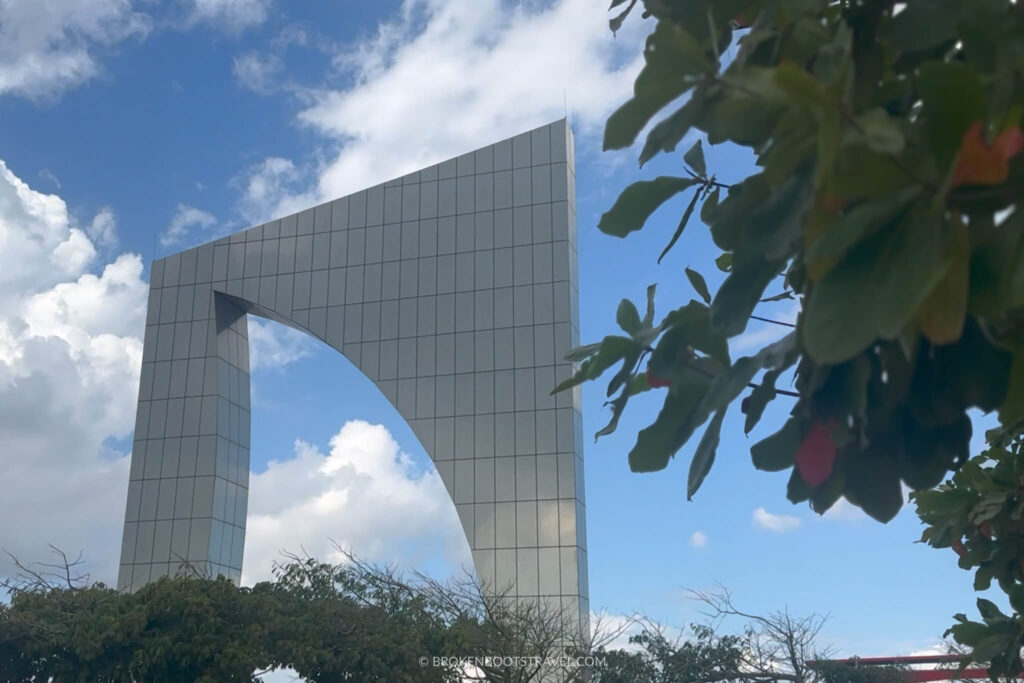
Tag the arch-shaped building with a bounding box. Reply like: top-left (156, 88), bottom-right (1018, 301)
top-left (117, 119), bottom-right (588, 630)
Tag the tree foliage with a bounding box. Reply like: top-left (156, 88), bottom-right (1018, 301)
top-left (557, 0), bottom-right (1024, 674)
top-left (0, 548), bottom-right (601, 683)
top-left (914, 432), bottom-right (1024, 678)
top-left (565, 0), bottom-right (1024, 520)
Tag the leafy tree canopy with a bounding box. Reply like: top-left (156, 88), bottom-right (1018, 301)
top-left (561, 0), bottom-right (1024, 524)
top-left (558, 0), bottom-right (1024, 675)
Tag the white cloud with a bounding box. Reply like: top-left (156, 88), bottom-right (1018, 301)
top-left (242, 420), bottom-right (468, 585)
top-left (88, 206), bottom-right (118, 247)
top-left (0, 0), bottom-right (149, 99)
top-left (235, 157), bottom-right (304, 224)
top-left (753, 507), bottom-right (801, 533)
top-left (0, 160), bottom-right (148, 584)
top-left (0, 160), bottom-right (97, 308)
top-left (247, 319), bottom-right (317, 370)
top-left (185, 0), bottom-right (273, 31)
top-left (160, 202), bottom-right (217, 247)
top-left (242, 0), bottom-right (645, 219)
top-left (1, 161), bottom-right (442, 590)
top-left (690, 531), bottom-right (708, 549)
top-left (231, 25), bottom-right (310, 95)
top-left (233, 51), bottom-right (283, 94)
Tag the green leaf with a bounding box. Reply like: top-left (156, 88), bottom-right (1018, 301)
top-left (599, 177), bottom-right (701, 238)
top-left (740, 172), bottom-right (813, 260)
top-left (564, 342), bottom-right (602, 362)
top-left (803, 205), bottom-right (949, 364)
top-left (831, 143), bottom-right (919, 201)
top-left (685, 268), bottom-right (711, 304)
top-left (687, 410), bottom-right (725, 500)
top-left (805, 187), bottom-right (920, 265)
top-left (744, 368), bottom-right (780, 434)
top-left (918, 61), bottom-right (985, 170)
top-left (551, 335), bottom-right (637, 394)
top-left (642, 284), bottom-right (657, 327)
top-left (658, 190), bottom-right (700, 263)
top-left (658, 301), bottom-right (731, 367)
top-left (714, 252), bottom-right (732, 272)
top-left (1008, 584), bottom-right (1024, 615)
top-left (786, 465), bottom-right (813, 504)
top-left (968, 634), bottom-right (1015, 665)
top-left (608, 0), bottom-right (637, 34)
top-left (683, 139), bottom-right (707, 177)
top-left (878, 0), bottom-right (958, 53)
top-left (815, 104), bottom-right (840, 188)
top-left (628, 369), bottom-right (713, 472)
top-left (1000, 347), bottom-right (1024, 427)
top-left (901, 416), bottom-right (972, 491)
top-left (604, 21), bottom-right (711, 150)
top-left (639, 94), bottom-right (705, 167)
top-left (918, 213), bottom-right (969, 345)
top-left (606, 350), bottom-right (640, 397)
top-left (844, 445), bottom-right (904, 523)
top-left (751, 417), bottom-right (801, 472)
top-left (968, 208), bottom-right (1024, 316)
top-left (705, 173), bottom-right (769, 250)
top-left (595, 390), bottom-right (629, 441)
top-left (710, 256), bottom-right (783, 337)
top-left (976, 598), bottom-right (1008, 623)
top-left (616, 299), bottom-right (642, 335)
top-left (697, 331), bottom-right (796, 423)
top-left (857, 108), bottom-right (905, 154)
top-left (771, 62), bottom-right (828, 107)
top-left (597, 371), bottom-right (654, 441)
top-left (810, 470), bottom-right (846, 515)
top-left (946, 621), bottom-right (991, 648)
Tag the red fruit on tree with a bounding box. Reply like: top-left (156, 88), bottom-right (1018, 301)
top-left (953, 539), bottom-right (967, 558)
top-left (646, 367), bottom-right (672, 389)
top-left (979, 521), bottom-right (992, 539)
top-left (795, 419), bottom-right (837, 487)
top-left (952, 122), bottom-right (1024, 188)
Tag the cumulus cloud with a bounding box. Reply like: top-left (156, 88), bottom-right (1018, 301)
top-left (88, 206), bottom-right (118, 247)
top-left (240, 0), bottom-right (645, 220)
top-left (753, 507), bottom-right (801, 533)
top-left (160, 202), bottom-right (217, 247)
top-left (1, 161), bottom-right (464, 590)
top-left (0, 0), bottom-right (149, 99)
top-left (247, 319), bottom-right (317, 370)
top-left (0, 160), bottom-right (147, 583)
top-left (690, 531), bottom-right (708, 549)
top-left (242, 420), bottom-right (468, 585)
top-left (235, 157), bottom-right (307, 224)
top-left (185, 0), bottom-right (273, 31)
top-left (0, 160), bottom-right (98, 306)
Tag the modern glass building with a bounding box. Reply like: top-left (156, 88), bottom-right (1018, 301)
top-left (117, 119), bottom-right (588, 630)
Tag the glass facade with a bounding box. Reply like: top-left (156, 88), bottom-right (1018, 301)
top-left (118, 119), bottom-right (588, 631)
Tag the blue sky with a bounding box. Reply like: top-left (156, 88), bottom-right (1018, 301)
top-left (0, 0), bottom-right (993, 660)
